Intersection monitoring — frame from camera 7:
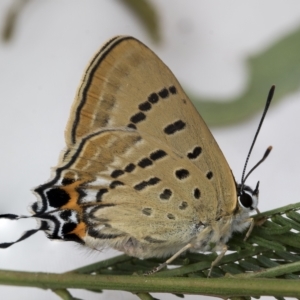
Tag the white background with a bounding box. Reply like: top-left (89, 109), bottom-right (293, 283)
top-left (0, 1), bottom-right (300, 299)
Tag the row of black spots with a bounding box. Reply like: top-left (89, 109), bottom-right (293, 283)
top-left (147, 85), bottom-right (177, 105)
top-left (127, 86), bottom-right (177, 128)
top-left (110, 163), bottom-right (136, 179)
top-left (175, 168), bottom-right (190, 180)
top-left (164, 120), bottom-right (186, 135)
top-left (187, 146), bottom-right (202, 160)
top-left (134, 177), bottom-right (161, 191)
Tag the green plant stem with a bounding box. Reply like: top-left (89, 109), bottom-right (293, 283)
top-left (0, 269), bottom-right (299, 297)
top-left (67, 254), bottom-right (130, 274)
top-left (234, 260), bottom-right (300, 278)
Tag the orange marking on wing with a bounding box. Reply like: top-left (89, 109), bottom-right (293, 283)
top-left (70, 222), bottom-right (86, 238)
top-left (60, 180), bottom-right (85, 212)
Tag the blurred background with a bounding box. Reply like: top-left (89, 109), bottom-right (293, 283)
top-left (0, 0), bottom-right (300, 299)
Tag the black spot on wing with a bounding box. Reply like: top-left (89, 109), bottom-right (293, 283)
top-left (130, 112), bottom-right (146, 124)
top-left (164, 120), bottom-right (186, 135)
top-left (111, 170), bottom-right (125, 178)
top-left (134, 177), bottom-right (161, 191)
top-left (139, 101), bottom-right (152, 111)
top-left (158, 88), bottom-right (169, 98)
top-left (194, 188), bottom-right (201, 199)
top-left (134, 181), bottom-right (147, 191)
top-left (175, 169), bottom-right (190, 180)
top-left (142, 208), bottom-right (152, 216)
top-left (110, 181), bottom-right (124, 189)
top-left (148, 177), bottom-right (160, 185)
top-left (138, 158), bottom-right (153, 168)
top-left (62, 222), bottom-right (77, 235)
top-left (148, 93), bottom-right (159, 104)
top-left (46, 188), bottom-right (70, 208)
top-left (124, 163), bottom-right (136, 172)
top-left (60, 210), bottom-right (72, 221)
top-left (187, 146), bottom-right (202, 159)
top-left (61, 178), bottom-right (75, 186)
top-left (127, 123), bottom-right (136, 129)
top-left (179, 201), bottom-right (188, 210)
top-left (167, 213), bottom-right (175, 220)
top-left (206, 171), bottom-right (213, 180)
top-left (169, 86), bottom-right (177, 94)
top-left (150, 149), bottom-right (167, 161)
top-left (159, 189), bottom-right (172, 200)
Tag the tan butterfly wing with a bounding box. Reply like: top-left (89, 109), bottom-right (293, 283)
top-left (64, 36), bottom-right (236, 213)
top-left (35, 36), bottom-right (237, 257)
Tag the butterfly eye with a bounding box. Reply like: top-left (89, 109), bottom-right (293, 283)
top-left (238, 184), bottom-right (259, 211)
top-left (239, 191), bottom-right (253, 209)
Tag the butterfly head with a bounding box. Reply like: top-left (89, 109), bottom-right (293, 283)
top-left (237, 181), bottom-right (259, 212)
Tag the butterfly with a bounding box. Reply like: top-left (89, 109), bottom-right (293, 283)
top-left (0, 36), bottom-right (273, 276)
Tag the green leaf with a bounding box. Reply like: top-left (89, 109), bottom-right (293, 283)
top-left (189, 27), bottom-right (300, 126)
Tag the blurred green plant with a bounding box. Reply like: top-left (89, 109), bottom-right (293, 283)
top-left (191, 27), bottom-right (300, 126)
top-left (1, 0), bottom-right (160, 43)
top-left (120, 0), bottom-right (160, 43)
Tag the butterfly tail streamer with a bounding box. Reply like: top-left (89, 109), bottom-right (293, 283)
top-left (0, 213), bottom-right (44, 248)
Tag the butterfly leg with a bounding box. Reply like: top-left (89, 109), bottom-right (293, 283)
top-left (145, 243), bottom-right (192, 275)
top-left (244, 217), bottom-right (255, 241)
top-left (208, 244), bottom-right (227, 277)
top-left (244, 210), bottom-right (267, 241)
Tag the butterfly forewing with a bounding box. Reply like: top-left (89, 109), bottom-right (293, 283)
top-left (65, 36), bottom-right (236, 209)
